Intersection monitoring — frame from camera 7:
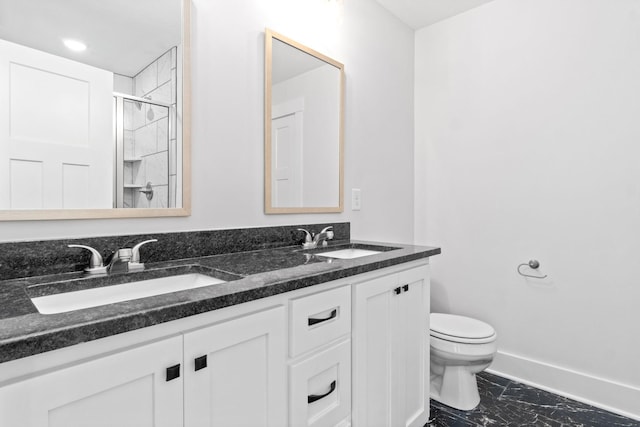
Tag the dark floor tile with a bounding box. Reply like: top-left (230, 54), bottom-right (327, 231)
top-left (427, 372), bottom-right (640, 427)
top-left (478, 371), bottom-right (512, 388)
top-left (477, 371), bottom-right (510, 401)
top-left (432, 398), bottom-right (563, 427)
top-left (428, 405), bottom-right (478, 427)
top-left (500, 381), bottom-right (640, 427)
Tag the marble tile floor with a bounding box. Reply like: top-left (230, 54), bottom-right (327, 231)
top-left (426, 372), bottom-right (640, 427)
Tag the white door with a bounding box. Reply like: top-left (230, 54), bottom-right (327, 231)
top-left (0, 39), bottom-right (114, 209)
top-left (0, 336), bottom-right (184, 427)
top-left (271, 112), bottom-right (303, 207)
top-left (184, 306), bottom-right (287, 427)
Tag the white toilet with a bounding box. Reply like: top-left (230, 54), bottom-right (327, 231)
top-left (429, 313), bottom-right (497, 411)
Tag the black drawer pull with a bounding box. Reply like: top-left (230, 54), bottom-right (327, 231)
top-left (308, 380), bottom-right (337, 404)
top-left (195, 355), bottom-right (207, 371)
top-left (402, 284), bottom-right (409, 292)
top-left (394, 287), bottom-right (402, 295)
top-left (166, 364), bottom-right (180, 381)
top-left (308, 308), bottom-right (338, 326)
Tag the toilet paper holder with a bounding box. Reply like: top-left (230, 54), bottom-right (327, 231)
top-left (517, 259), bottom-right (547, 279)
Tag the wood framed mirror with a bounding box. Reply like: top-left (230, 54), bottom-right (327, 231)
top-left (0, 0), bottom-right (191, 221)
top-left (264, 29), bottom-right (344, 214)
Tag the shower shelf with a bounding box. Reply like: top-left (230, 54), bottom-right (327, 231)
top-left (124, 184), bottom-right (144, 189)
top-left (123, 157), bottom-right (142, 163)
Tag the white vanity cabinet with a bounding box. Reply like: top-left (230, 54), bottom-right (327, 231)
top-left (352, 264), bottom-right (430, 427)
top-left (0, 259), bottom-right (431, 427)
top-left (0, 335), bottom-right (184, 427)
top-left (0, 307), bottom-right (286, 427)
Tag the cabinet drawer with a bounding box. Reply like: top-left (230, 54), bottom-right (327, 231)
top-left (290, 285), bottom-right (351, 357)
top-left (289, 339), bottom-right (351, 427)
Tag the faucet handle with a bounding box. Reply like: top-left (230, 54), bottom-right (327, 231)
top-left (317, 226), bottom-right (334, 247)
top-left (320, 226), bottom-right (334, 240)
top-left (129, 239), bottom-right (158, 271)
top-left (68, 244), bottom-right (108, 275)
top-left (297, 229), bottom-right (312, 243)
top-left (298, 229), bottom-right (317, 249)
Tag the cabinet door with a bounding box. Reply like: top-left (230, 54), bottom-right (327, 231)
top-left (395, 267), bottom-right (430, 427)
top-left (0, 335), bottom-right (183, 427)
top-left (353, 272), bottom-right (397, 427)
top-left (184, 306), bottom-right (287, 427)
top-left (353, 265), bottom-right (430, 427)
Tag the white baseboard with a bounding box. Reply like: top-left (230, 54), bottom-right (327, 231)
top-left (488, 350), bottom-right (640, 422)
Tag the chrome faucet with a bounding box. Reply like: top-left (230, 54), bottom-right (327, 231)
top-left (297, 226), bottom-right (334, 249)
top-left (314, 226), bottom-right (334, 247)
top-left (107, 239), bottom-right (158, 273)
top-left (106, 248), bottom-right (133, 274)
top-left (69, 239), bottom-right (157, 275)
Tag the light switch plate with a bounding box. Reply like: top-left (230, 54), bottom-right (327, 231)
top-left (352, 188), bottom-right (361, 210)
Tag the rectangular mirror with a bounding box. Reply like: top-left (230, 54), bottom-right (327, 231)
top-left (264, 29), bottom-right (344, 214)
top-left (0, 0), bottom-right (191, 220)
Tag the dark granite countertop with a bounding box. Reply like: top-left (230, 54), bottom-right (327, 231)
top-left (0, 240), bottom-right (440, 363)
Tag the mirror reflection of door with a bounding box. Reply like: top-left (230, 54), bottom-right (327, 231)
top-left (272, 100), bottom-right (304, 207)
top-left (0, 39), bottom-right (113, 209)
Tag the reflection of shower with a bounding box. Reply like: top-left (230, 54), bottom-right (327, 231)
top-left (113, 93), bottom-right (172, 209)
top-left (133, 97), bottom-right (155, 121)
top-left (133, 96), bottom-right (155, 121)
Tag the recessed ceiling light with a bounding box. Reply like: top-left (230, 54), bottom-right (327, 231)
top-left (63, 39), bottom-right (87, 52)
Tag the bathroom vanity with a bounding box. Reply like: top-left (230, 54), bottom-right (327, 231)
top-left (0, 225), bottom-right (439, 427)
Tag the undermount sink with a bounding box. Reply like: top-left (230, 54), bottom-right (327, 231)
top-left (315, 248), bottom-right (382, 259)
top-left (30, 273), bottom-right (228, 315)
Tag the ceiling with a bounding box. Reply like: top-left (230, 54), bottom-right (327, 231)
top-left (272, 39), bottom-right (328, 84)
top-left (0, 0), bottom-right (493, 77)
top-left (375, 0), bottom-right (496, 29)
top-left (0, 0), bottom-right (181, 76)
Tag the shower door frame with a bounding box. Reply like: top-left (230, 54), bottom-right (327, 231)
top-left (113, 92), bottom-right (173, 208)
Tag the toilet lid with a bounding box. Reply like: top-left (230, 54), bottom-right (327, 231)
top-left (430, 313), bottom-right (496, 344)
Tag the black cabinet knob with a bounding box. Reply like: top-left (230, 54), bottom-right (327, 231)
top-left (166, 364), bottom-right (181, 381)
top-left (195, 355), bottom-right (207, 371)
top-left (402, 284), bottom-right (409, 292)
top-left (394, 287), bottom-right (402, 295)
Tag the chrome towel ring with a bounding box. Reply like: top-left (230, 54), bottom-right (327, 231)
top-left (517, 259), bottom-right (547, 279)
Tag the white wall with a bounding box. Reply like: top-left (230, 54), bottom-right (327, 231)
top-left (415, 0), bottom-right (640, 418)
top-left (113, 74), bottom-right (133, 95)
top-left (0, 0), bottom-right (415, 244)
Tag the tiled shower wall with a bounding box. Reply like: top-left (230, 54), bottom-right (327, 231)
top-left (122, 47), bottom-right (177, 208)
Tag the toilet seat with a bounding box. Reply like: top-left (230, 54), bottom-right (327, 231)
top-left (430, 313), bottom-right (496, 344)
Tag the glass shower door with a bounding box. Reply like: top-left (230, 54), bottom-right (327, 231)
top-left (114, 94), bottom-right (172, 208)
